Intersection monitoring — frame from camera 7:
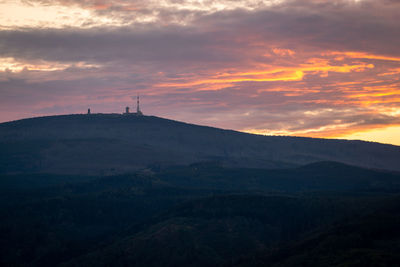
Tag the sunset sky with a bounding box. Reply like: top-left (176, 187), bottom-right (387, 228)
top-left (1, 0), bottom-right (400, 145)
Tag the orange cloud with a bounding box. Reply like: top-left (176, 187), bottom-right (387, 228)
top-left (326, 51), bottom-right (400, 62)
top-left (92, 4), bottom-right (112, 10)
top-left (378, 68), bottom-right (400, 76)
top-left (272, 48), bottom-right (295, 57)
top-left (155, 59), bottom-right (374, 91)
top-left (156, 70), bottom-right (304, 89)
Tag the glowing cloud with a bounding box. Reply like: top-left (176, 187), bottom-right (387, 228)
top-left (0, 0), bottom-right (400, 145)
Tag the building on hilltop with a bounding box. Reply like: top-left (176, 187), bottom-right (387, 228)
top-left (123, 95), bottom-right (143, 116)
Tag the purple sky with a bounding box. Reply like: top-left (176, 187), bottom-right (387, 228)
top-left (1, 0), bottom-right (400, 145)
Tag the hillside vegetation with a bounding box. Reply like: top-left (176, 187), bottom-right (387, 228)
top-left (1, 114), bottom-right (400, 266)
top-left (1, 162), bottom-right (400, 266)
top-left (0, 114), bottom-right (399, 174)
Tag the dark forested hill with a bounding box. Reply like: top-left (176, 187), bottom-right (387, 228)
top-left (234, 196), bottom-right (400, 267)
top-left (62, 194), bottom-right (388, 267)
top-left (1, 114), bottom-right (400, 266)
top-left (1, 163), bottom-right (400, 266)
top-left (0, 114), bottom-right (399, 174)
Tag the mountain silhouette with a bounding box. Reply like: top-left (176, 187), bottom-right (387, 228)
top-left (1, 114), bottom-right (400, 266)
top-left (0, 114), bottom-right (399, 174)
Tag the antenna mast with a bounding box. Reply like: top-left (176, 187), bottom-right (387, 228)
top-left (136, 94), bottom-right (143, 115)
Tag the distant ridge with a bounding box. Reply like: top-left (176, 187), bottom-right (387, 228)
top-left (0, 114), bottom-right (399, 174)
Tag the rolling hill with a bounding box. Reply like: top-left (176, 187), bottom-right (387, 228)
top-left (1, 114), bottom-right (400, 266)
top-left (1, 165), bottom-right (397, 266)
top-left (0, 114), bottom-right (399, 174)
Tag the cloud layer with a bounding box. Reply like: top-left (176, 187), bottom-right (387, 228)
top-left (1, 0), bottom-right (400, 144)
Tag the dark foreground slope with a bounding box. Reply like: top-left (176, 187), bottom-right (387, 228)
top-left (64, 195), bottom-right (400, 267)
top-left (1, 162), bottom-right (400, 266)
top-left (0, 114), bottom-right (399, 174)
top-left (235, 197), bottom-right (400, 267)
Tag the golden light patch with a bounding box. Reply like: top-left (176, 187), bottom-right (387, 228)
top-left (341, 126), bottom-right (400, 146)
top-left (242, 122), bottom-right (358, 137)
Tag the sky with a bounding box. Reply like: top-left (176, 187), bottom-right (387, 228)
top-left (0, 0), bottom-right (400, 146)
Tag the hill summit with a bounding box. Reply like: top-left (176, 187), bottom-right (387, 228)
top-left (0, 114), bottom-right (399, 174)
